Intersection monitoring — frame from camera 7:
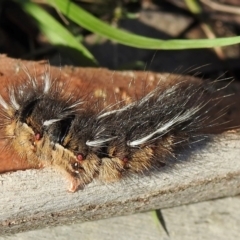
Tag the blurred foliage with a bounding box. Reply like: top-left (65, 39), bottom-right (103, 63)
top-left (1, 0), bottom-right (240, 66)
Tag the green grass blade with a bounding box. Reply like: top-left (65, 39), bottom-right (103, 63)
top-left (184, 0), bottom-right (202, 14)
top-left (18, 0), bottom-right (97, 66)
top-left (151, 210), bottom-right (169, 236)
top-left (49, 0), bottom-right (240, 49)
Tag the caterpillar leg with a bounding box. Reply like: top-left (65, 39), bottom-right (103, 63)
top-left (51, 144), bottom-right (100, 192)
top-left (98, 157), bottom-right (125, 183)
top-left (4, 119), bottom-right (42, 168)
top-left (126, 146), bottom-right (154, 173)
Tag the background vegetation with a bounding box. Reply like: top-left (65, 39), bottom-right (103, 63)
top-left (1, 0), bottom-right (240, 74)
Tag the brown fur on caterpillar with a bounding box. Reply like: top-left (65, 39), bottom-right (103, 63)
top-left (0, 62), bottom-right (134, 192)
top-left (41, 106), bottom-right (102, 191)
top-left (45, 79), bottom-right (230, 192)
top-left (0, 65), bottom-right (82, 171)
top-left (94, 80), bottom-right (229, 176)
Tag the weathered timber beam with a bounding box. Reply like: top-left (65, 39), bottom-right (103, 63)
top-left (0, 131), bottom-right (240, 235)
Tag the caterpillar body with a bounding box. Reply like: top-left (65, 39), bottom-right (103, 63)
top-left (0, 67), bottom-right (82, 172)
top-left (0, 65), bottom-right (230, 192)
top-left (39, 78), bottom-right (227, 192)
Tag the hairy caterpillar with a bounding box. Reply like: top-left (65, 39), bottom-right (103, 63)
top-left (44, 78), bottom-right (229, 192)
top-left (0, 64), bottom-right (231, 192)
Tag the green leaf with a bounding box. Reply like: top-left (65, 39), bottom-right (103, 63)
top-left (18, 0), bottom-right (97, 66)
top-left (184, 0), bottom-right (202, 14)
top-left (49, 0), bottom-right (240, 49)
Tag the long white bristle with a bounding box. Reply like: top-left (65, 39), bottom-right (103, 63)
top-left (43, 119), bottom-right (61, 126)
top-left (0, 94), bottom-right (9, 110)
top-left (86, 137), bottom-right (117, 147)
top-left (9, 89), bottom-right (20, 110)
top-left (128, 106), bottom-right (202, 147)
top-left (43, 72), bottom-right (51, 93)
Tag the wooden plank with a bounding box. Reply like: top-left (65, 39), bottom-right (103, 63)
top-left (0, 212), bottom-right (168, 240)
top-left (2, 197), bottom-right (239, 239)
top-left (161, 196), bottom-right (240, 240)
top-left (0, 131), bottom-right (240, 235)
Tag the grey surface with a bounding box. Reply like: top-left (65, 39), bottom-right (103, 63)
top-left (2, 196), bottom-right (239, 240)
top-left (162, 196), bottom-right (240, 240)
top-left (0, 132), bottom-right (240, 235)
